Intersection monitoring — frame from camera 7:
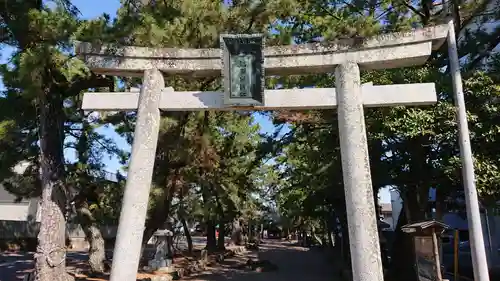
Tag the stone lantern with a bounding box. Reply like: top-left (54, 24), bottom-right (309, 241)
top-left (148, 229), bottom-right (174, 272)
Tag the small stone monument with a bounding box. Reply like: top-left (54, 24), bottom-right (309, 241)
top-left (148, 229), bottom-right (174, 272)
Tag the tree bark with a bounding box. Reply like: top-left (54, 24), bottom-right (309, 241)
top-left (180, 217), bottom-right (193, 254)
top-left (387, 199), bottom-right (423, 281)
top-left (73, 108), bottom-right (105, 274)
top-left (142, 113), bottom-right (189, 244)
top-left (35, 92), bottom-right (73, 281)
top-left (76, 206), bottom-right (105, 274)
top-left (217, 222), bottom-right (225, 250)
top-left (328, 229), bottom-right (335, 248)
top-left (327, 214), bottom-right (336, 248)
top-left (206, 220), bottom-right (217, 252)
top-left (389, 186), bottom-right (428, 281)
top-left (311, 225), bottom-right (323, 246)
top-left (340, 221), bottom-right (350, 263)
top-left (231, 218), bottom-right (243, 245)
top-left (86, 225), bottom-right (106, 274)
top-left (142, 183), bottom-right (176, 245)
top-left (165, 220), bottom-right (174, 259)
top-left (486, 207), bottom-right (499, 265)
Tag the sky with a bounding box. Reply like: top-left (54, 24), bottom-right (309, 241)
top-left (0, 0), bottom-right (392, 203)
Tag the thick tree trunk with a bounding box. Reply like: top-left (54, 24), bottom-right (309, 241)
top-left (178, 187), bottom-right (193, 255)
top-left (328, 229), bottom-right (335, 248)
top-left (387, 190), bottom-right (428, 281)
top-left (206, 220), bottom-right (217, 252)
top-left (142, 184), bottom-right (176, 245)
top-left (73, 115), bottom-right (106, 274)
top-left (300, 230), bottom-right (307, 246)
top-left (86, 225), bottom-right (106, 274)
top-left (321, 220), bottom-right (330, 247)
top-left (327, 216), bottom-right (336, 248)
top-left (35, 93), bottom-right (73, 281)
top-left (76, 206), bottom-right (105, 274)
top-left (248, 220), bottom-right (254, 241)
top-left (35, 191), bottom-right (71, 281)
top-left (341, 224), bottom-right (350, 263)
top-left (165, 221), bottom-right (174, 259)
top-left (180, 217), bottom-right (193, 254)
top-left (283, 226), bottom-right (289, 240)
top-left (142, 114), bottom-right (189, 245)
top-left (231, 218), bottom-right (243, 245)
top-left (387, 202), bottom-right (417, 281)
top-left (434, 189), bottom-right (446, 220)
top-left (217, 222), bottom-right (225, 250)
top-left (486, 207), bottom-right (499, 265)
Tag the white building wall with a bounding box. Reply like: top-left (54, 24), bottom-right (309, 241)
top-left (0, 203), bottom-right (30, 221)
top-left (390, 190), bottom-right (403, 229)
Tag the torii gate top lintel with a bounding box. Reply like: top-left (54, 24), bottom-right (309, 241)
top-left (75, 24), bottom-right (449, 78)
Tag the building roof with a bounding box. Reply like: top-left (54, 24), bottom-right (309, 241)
top-left (401, 220), bottom-right (450, 234)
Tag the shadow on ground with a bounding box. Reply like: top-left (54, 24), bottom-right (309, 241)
top-left (1, 240), bottom-right (338, 281)
top-left (185, 240), bottom-right (338, 281)
top-left (0, 251), bottom-right (93, 281)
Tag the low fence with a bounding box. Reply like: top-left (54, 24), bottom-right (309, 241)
top-left (0, 221), bottom-right (118, 239)
top-left (0, 221), bottom-right (118, 250)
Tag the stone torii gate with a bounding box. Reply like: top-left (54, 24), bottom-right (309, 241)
top-left (77, 25), bottom-right (449, 281)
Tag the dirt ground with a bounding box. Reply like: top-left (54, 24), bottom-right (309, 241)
top-left (186, 240), bottom-right (337, 281)
top-left (0, 240), bottom-right (338, 281)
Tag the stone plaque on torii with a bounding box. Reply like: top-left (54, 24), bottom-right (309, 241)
top-left (76, 22), bottom-right (488, 281)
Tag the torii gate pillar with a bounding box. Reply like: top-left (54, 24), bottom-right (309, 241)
top-left (109, 69), bottom-right (164, 280)
top-left (336, 62), bottom-right (383, 281)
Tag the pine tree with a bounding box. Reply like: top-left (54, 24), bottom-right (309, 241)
top-left (0, 1), bottom-right (114, 279)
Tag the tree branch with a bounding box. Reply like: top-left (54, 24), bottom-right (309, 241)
top-left (398, 1), bottom-right (426, 20)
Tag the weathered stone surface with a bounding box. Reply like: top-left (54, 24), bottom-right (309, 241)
top-left (336, 62), bottom-right (383, 281)
top-left (108, 69), bottom-right (164, 281)
top-left (147, 229), bottom-right (174, 272)
top-left (151, 275), bottom-right (173, 281)
top-left (75, 24), bottom-right (448, 77)
top-left (76, 24), bottom-right (447, 58)
top-left (200, 249), bottom-right (208, 263)
top-left (81, 83), bottom-right (437, 111)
